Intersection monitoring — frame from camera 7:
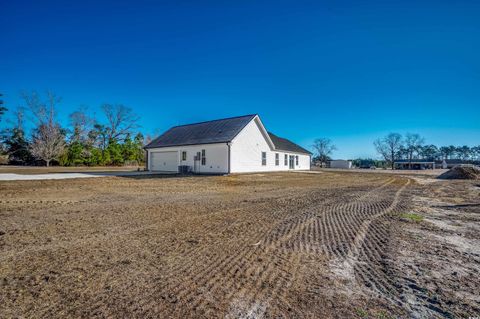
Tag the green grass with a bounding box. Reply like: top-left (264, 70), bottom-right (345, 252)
top-left (401, 213), bottom-right (424, 222)
top-left (355, 308), bottom-right (394, 319)
top-left (375, 310), bottom-right (394, 319)
top-left (355, 308), bottom-right (368, 318)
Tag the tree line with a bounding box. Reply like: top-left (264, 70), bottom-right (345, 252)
top-left (374, 133), bottom-right (480, 169)
top-left (0, 91), bottom-right (147, 166)
top-left (311, 134), bottom-right (479, 169)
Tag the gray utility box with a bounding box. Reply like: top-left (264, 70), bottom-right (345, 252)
top-left (178, 165), bottom-right (192, 174)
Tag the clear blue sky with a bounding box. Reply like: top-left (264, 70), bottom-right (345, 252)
top-left (1, 0), bottom-right (479, 159)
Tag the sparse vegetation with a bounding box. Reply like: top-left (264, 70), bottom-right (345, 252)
top-left (401, 213), bottom-right (424, 222)
top-left (375, 310), bottom-right (394, 319)
top-left (355, 308), bottom-right (369, 318)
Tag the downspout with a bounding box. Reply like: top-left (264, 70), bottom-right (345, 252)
top-left (144, 148), bottom-right (149, 171)
top-left (227, 142), bottom-right (231, 174)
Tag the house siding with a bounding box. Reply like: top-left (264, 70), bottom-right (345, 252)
top-left (147, 143), bottom-right (229, 174)
top-left (229, 118), bottom-right (310, 173)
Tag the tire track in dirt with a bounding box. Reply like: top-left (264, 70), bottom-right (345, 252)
top-left (350, 179), bottom-right (410, 260)
top-left (78, 176), bottom-right (402, 317)
top-left (143, 183), bottom-right (382, 317)
top-left (352, 187), bottom-right (412, 305)
top-left (262, 178), bottom-right (397, 255)
top-left (222, 178), bottom-right (401, 316)
top-left (128, 189), bottom-right (342, 316)
top-left (235, 176), bottom-right (411, 315)
top-left (326, 178), bottom-right (411, 305)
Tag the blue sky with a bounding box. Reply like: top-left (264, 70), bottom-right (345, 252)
top-left (1, 0), bottom-right (479, 159)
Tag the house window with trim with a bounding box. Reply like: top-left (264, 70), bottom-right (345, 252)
top-left (275, 153), bottom-right (279, 166)
top-left (261, 152), bottom-right (267, 166)
top-left (295, 155), bottom-right (299, 165)
top-left (284, 154), bottom-right (288, 165)
top-left (182, 151), bottom-right (187, 161)
top-left (201, 149), bottom-right (206, 165)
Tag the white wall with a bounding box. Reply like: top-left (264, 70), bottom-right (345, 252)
top-left (147, 143), bottom-right (229, 174)
top-left (230, 118), bottom-right (311, 173)
top-left (330, 160), bottom-right (352, 169)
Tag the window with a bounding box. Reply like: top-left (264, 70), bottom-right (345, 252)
top-left (182, 151), bottom-right (187, 161)
top-left (275, 153), bottom-right (279, 166)
top-left (261, 152), bottom-right (267, 166)
top-left (284, 154), bottom-right (288, 166)
top-left (201, 149), bottom-right (206, 165)
top-left (295, 155), bottom-right (299, 165)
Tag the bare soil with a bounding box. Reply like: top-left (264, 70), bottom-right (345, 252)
top-left (0, 171), bottom-right (478, 318)
top-left (437, 165), bottom-right (480, 180)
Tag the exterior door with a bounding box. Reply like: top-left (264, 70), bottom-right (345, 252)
top-left (289, 155), bottom-right (295, 169)
top-left (150, 151), bottom-right (178, 172)
top-left (193, 152), bottom-right (201, 173)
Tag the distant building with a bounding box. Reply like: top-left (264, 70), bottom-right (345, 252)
top-left (393, 159), bottom-right (480, 170)
top-left (437, 159), bottom-right (480, 169)
top-left (394, 160), bottom-right (435, 170)
top-left (329, 160), bottom-right (352, 169)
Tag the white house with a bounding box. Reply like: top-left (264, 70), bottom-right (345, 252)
top-left (144, 114), bottom-right (311, 174)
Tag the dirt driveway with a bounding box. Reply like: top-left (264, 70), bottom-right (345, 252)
top-left (0, 172), bottom-right (478, 318)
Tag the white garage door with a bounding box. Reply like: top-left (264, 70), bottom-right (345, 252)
top-left (150, 151), bottom-right (178, 172)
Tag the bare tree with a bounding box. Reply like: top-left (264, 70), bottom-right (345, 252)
top-left (21, 90), bottom-right (57, 127)
top-left (89, 123), bottom-right (109, 151)
top-left (374, 133), bottom-right (403, 169)
top-left (101, 104), bottom-right (140, 142)
top-left (69, 106), bottom-right (94, 143)
top-left (11, 107), bottom-right (25, 131)
top-left (144, 134), bottom-right (153, 146)
top-left (21, 91), bottom-right (65, 166)
top-left (31, 123), bottom-right (65, 167)
top-left (312, 138), bottom-right (336, 167)
top-left (405, 133), bottom-right (425, 169)
top-left (0, 93), bottom-right (6, 122)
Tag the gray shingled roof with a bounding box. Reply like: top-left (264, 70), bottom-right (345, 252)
top-left (144, 114), bottom-right (312, 155)
top-left (144, 114), bottom-right (256, 148)
top-left (268, 132), bottom-right (312, 155)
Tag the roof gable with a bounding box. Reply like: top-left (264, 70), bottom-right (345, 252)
top-left (145, 114), bottom-right (256, 149)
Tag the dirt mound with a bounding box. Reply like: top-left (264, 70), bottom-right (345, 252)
top-left (437, 165), bottom-right (480, 180)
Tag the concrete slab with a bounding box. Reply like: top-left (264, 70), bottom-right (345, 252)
top-left (0, 171), bottom-right (173, 181)
top-left (0, 173), bottom-right (104, 181)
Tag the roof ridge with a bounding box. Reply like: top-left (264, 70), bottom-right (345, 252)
top-left (170, 114), bottom-right (257, 129)
top-left (144, 114), bottom-right (258, 149)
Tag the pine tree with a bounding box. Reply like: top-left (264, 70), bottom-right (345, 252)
top-left (106, 139), bottom-right (123, 165)
top-left (3, 128), bottom-right (34, 164)
top-left (134, 132), bottom-right (145, 163)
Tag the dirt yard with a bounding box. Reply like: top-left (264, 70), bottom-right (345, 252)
top-left (0, 171), bottom-right (479, 318)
